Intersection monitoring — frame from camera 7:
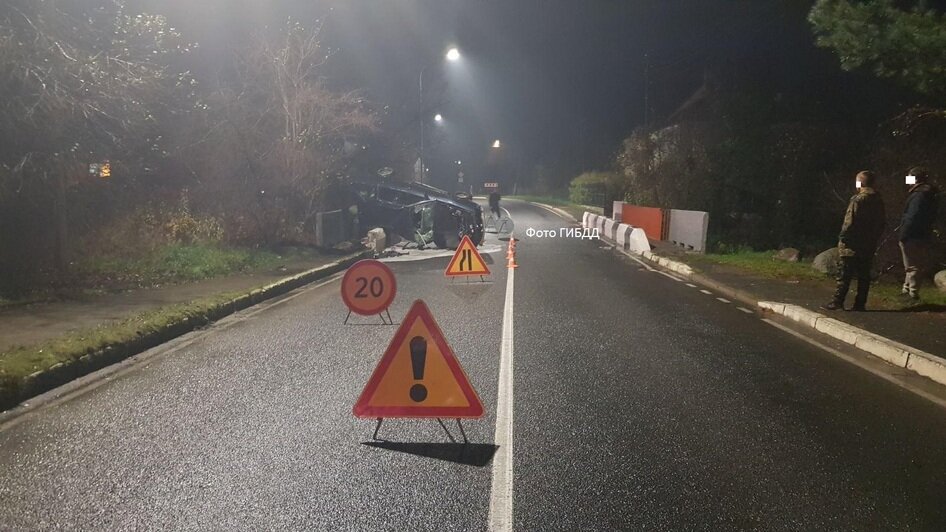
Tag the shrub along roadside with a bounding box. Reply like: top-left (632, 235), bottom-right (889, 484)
top-left (77, 244), bottom-right (288, 288)
top-left (0, 250), bottom-right (368, 411)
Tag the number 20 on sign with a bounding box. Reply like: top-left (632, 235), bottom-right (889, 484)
top-left (341, 259), bottom-right (397, 324)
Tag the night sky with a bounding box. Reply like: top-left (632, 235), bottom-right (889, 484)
top-left (133, 0), bottom-right (893, 189)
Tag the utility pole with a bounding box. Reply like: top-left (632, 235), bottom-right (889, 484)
top-left (419, 68), bottom-right (425, 183)
top-left (643, 52), bottom-right (649, 127)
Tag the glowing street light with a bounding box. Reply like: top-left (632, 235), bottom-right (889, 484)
top-left (492, 139), bottom-right (502, 148)
top-left (418, 47), bottom-right (461, 183)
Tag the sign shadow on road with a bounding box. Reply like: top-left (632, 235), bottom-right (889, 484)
top-left (362, 441), bottom-right (498, 467)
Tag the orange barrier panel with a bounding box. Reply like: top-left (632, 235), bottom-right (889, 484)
top-left (620, 205), bottom-right (664, 241)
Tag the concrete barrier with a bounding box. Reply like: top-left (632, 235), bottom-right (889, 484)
top-left (603, 219), bottom-right (618, 242)
top-left (668, 209), bottom-right (709, 253)
top-left (620, 205), bottom-right (665, 241)
top-left (613, 201), bottom-right (624, 223)
top-left (596, 215), bottom-right (607, 235)
top-left (617, 223), bottom-right (651, 254)
top-left (586, 213), bottom-right (599, 231)
top-left (582, 212), bottom-right (591, 228)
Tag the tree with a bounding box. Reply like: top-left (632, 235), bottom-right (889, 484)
top-left (183, 20), bottom-right (377, 244)
top-left (0, 0), bottom-right (197, 280)
top-left (809, 0), bottom-right (946, 96)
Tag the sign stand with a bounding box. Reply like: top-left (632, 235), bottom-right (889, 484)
top-left (371, 416), bottom-right (469, 444)
top-left (344, 308), bottom-right (393, 325)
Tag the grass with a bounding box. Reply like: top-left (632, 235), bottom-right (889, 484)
top-left (687, 251), bottom-right (828, 281)
top-left (0, 291), bottom-right (241, 402)
top-left (686, 250), bottom-right (946, 309)
top-left (78, 244), bottom-right (286, 288)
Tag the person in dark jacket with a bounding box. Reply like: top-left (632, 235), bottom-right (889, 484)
top-left (488, 191), bottom-right (501, 219)
top-left (823, 171), bottom-right (885, 311)
top-left (899, 166), bottom-right (940, 301)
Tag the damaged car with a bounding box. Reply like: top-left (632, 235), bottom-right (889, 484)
top-left (348, 182), bottom-right (484, 250)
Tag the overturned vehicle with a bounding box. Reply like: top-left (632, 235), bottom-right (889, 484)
top-left (348, 182), bottom-right (484, 250)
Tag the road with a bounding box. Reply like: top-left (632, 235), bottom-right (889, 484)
top-left (3, 200), bottom-right (946, 530)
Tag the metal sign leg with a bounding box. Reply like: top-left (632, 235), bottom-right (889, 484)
top-left (372, 417), bottom-right (384, 441)
top-left (344, 310), bottom-right (352, 325)
top-left (455, 418), bottom-right (469, 444)
top-left (436, 418), bottom-right (456, 443)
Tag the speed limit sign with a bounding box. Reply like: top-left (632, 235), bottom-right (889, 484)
top-left (341, 260), bottom-right (397, 323)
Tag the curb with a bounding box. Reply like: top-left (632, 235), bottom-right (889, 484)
top-left (529, 202), bottom-right (578, 222)
top-left (1, 250), bottom-right (370, 412)
top-left (628, 243), bottom-right (946, 388)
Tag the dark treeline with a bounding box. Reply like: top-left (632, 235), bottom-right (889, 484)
top-left (0, 0), bottom-right (393, 295)
top-left (535, 0), bottom-right (946, 260)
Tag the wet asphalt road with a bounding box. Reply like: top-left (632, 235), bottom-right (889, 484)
top-left (3, 200), bottom-right (946, 530)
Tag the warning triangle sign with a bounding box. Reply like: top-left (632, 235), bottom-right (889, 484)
top-left (353, 300), bottom-right (484, 419)
top-left (444, 235), bottom-right (491, 277)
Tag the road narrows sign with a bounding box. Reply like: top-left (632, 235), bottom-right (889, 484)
top-left (341, 259), bottom-right (397, 316)
top-left (444, 235), bottom-right (490, 277)
top-left (353, 300), bottom-right (484, 418)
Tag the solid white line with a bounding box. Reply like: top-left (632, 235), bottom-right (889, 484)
top-left (700, 289), bottom-right (713, 295)
top-left (761, 319), bottom-right (946, 410)
top-left (738, 307), bottom-right (754, 314)
top-left (625, 253), bottom-right (656, 272)
top-left (716, 297), bottom-right (731, 304)
top-left (656, 270), bottom-right (684, 282)
top-left (489, 254), bottom-right (515, 531)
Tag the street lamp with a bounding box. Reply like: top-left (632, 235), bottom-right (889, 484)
top-left (434, 113), bottom-right (443, 123)
top-left (492, 139), bottom-right (502, 149)
top-left (419, 48), bottom-right (460, 183)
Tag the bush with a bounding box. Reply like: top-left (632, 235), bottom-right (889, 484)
top-left (569, 171), bottom-right (619, 205)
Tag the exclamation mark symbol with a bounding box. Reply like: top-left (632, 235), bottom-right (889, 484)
top-left (409, 336), bottom-right (428, 402)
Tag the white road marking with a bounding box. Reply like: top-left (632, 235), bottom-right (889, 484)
top-left (738, 307), bottom-right (754, 314)
top-left (685, 283), bottom-right (697, 288)
top-left (700, 289), bottom-right (713, 295)
top-left (489, 250), bottom-right (516, 531)
top-left (656, 271), bottom-right (684, 282)
top-left (761, 318), bottom-right (946, 410)
top-left (625, 253), bottom-right (656, 272)
top-left (716, 297), bottom-right (731, 304)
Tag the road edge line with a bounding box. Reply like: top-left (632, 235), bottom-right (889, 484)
top-left (489, 249), bottom-right (515, 531)
top-left (587, 214), bottom-right (946, 399)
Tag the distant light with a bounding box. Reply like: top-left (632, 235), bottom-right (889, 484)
top-left (434, 113), bottom-right (443, 122)
top-left (492, 139), bottom-right (502, 148)
top-left (456, 160), bottom-right (462, 165)
top-left (446, 48), bottom-right (461, 62)
top-left (906, 174), bottom-right (917, 185)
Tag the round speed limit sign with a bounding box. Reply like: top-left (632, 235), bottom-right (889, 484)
top-left (341, 260), bottom-right (397, 316)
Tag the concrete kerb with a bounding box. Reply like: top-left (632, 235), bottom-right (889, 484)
top-left (2, 249), bottom-right (371, 412)
top-left (632, 243), bottom-right (946, 388)
top-left (574, 207), bottom-right (946, 390)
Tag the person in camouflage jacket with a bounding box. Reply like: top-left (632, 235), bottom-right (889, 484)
top-left (823, 171), bottom-right (885, 311)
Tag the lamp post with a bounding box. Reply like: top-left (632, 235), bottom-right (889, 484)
top-left (418, 47), bottom-right (460, 183)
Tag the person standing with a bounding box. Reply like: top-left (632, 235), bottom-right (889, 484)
top-left (488, 190), bottom-right (502, 219)
top-left (899, 166), bottom-right (940, 302)
top-left (823, 171), bottom-right (885, 311)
